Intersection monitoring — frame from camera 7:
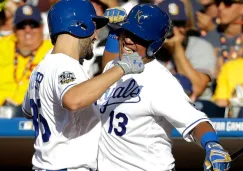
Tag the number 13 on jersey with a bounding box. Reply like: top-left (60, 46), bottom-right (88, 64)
top-left (108, 110), bottom-right (128, 137)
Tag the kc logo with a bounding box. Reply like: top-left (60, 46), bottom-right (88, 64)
top-left (134, 10), bottom-right (148, 24)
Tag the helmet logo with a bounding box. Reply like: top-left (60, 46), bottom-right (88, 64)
top-left (134, 10), bottom-right (148, 24)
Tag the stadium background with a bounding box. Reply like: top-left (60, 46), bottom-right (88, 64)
top-left (0, 0), bottom-right (243, 170)
top-left (0, 118), bottom-right (242, 170)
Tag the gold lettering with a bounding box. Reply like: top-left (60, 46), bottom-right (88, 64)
top-left (134, 10), bottom-right (147, 24)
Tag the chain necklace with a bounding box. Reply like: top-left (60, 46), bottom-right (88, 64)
top-left (220, 34), bottom-right (242, 62)
top-left (13, 48), bottom-right (36, 85)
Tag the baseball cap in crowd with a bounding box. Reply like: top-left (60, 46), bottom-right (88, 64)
top-left (158, 0), bottom-right (187, 22)
top-left (173, 74), bottom-right (193, 96)
top-left (14, 5), bottom-right (42, 26)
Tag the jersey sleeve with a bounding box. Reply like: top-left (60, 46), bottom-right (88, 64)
top-left (150, 71), bottom-right (212, 142)
top-left (54, 64), bottom-right (88, 107)
top-left (22, 88), bottom-right (32, 117)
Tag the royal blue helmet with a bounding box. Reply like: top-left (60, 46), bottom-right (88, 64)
top-left (119, 4), bottom-right (171, 57)
top-left (48, 0), bottom-right (109, 44)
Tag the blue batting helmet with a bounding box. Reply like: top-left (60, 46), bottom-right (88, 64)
top-left (119, 4), bottom-right (171, 57)
top-left (48, 0), bottom-right (109, 44)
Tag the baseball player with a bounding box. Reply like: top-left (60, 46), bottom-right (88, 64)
top-left (21, 0), bottom-right (144, 170)
top-left (96, 4), bottom-right (232, 171)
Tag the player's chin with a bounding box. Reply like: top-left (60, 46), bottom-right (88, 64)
top-left (84, 51), bottom-right (94, 60)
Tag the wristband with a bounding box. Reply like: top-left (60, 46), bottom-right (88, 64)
top-left (105, 31), bottom-right (120, 53)
top-left (201, 132), bottom-right (219, 149)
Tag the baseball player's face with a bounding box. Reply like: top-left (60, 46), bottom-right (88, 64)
top-left (78, 30), bottom-right (98, 61)
top-left (119, 30), bottom-right (149, 59)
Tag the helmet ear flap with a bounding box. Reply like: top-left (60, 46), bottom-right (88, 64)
top-left (147, 38), bottom-right (165, 58)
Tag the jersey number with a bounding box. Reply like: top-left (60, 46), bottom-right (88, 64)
top-left (30, 99), bottom-right (51, 142)
top-left (108, 111), bottom-right (128, 136)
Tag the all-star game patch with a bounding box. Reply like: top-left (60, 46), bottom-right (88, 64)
top-left (58, 71), bottom-right (76, 85)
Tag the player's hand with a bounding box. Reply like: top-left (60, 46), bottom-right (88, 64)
top-left (104, 7), bottom-right (127, 23)
top-left (204, 142), bottom-right (232, 171)
top-left (116, 52), bottom-right (144, 75)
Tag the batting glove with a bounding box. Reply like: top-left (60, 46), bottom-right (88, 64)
top-left (104, 7), bottom-right (127, 23)
top-left (204, 142), bottom-right (232, 171)
top-left (116, 52), bottom-right (144, 75)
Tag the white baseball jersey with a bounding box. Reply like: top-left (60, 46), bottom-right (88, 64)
top-left (22, 53), bottom-right (101, 171)
top-left (96, 58), bottom-right (211, 171)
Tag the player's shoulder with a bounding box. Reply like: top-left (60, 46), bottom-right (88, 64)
top-left (45, 53), bottom-right (79, 67)
top-left (35, 53), bottom-right (81, 78)
top-left (146, 59), bottom-right (184, 89)
top-left (146, 59), bottom-right (173, 77)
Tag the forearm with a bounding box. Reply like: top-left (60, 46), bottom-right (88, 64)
top-left (192, 122), bottom-right (216, 147)
top-left (194, 122), bottom-right (232, 170)
top-left (102, 50), bottom-right (119, 71)
top-left (173, 43), bottom-right (209, 97)
top-left (63, 66), bottom-right (124, 111)
top-left (102, 29), bottom-right (120, 71)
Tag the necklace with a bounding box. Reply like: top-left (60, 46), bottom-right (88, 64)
top-left (220, 34), bottom-right (242, 62)
top-left (13, 48), bottom-right (36, 85)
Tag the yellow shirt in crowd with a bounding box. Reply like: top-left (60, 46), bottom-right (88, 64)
top-left (213, 58), bottom-right (243, 101)
top-left (0, 34), bottom-right (53, 106)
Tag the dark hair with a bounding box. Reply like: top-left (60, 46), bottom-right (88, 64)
top-left (139, 0), bottom-right (152, 3)
top-left (0, 10), bottom-right (6, 27)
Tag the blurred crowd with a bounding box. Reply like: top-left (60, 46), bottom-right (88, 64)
top-left (0, 0), bottom-right (243, 118)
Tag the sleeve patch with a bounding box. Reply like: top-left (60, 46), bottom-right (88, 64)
top-left (58, 71), bottom-right (76, 85)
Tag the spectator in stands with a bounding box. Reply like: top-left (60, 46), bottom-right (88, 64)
top-left (196, 0), bottom-right (219, 36)
top-left (203, 0), bottom-right (243, 75)
top-left (152, 0), bottom-right (163, 5)
top-left (213, 58), bottom-right (243, 115)
top-left (181, 0), bottom-right (197, 29)
top-left (0, 4), bottom-right (53, 107)
top-left (0, 0), bottom-right (25, 37)
top-left (26, 0), bottom-right (62, 39)
top-left (157, 0), bottom-right (216, 102)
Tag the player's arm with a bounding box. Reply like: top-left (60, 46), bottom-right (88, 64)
top-left (63, 65), bottom-right (123, 110)
top-left (102, 7), bottom-right (126, 71)
top-left (102, 43), bottom-right (119, 71)
top-left (63, 52), bottom-right (143, 111)
top-left (150, 73), bottom-right (231, 171)
top-left (191, 122), bottom-right (232, 171)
